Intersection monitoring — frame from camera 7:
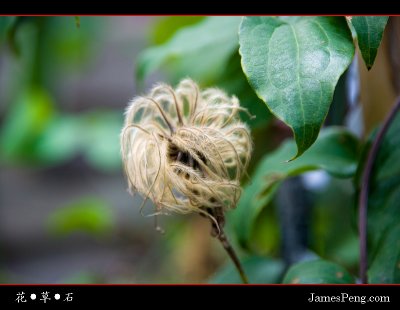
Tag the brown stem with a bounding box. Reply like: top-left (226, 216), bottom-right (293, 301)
top-left (206, 207), bottom-right (249, 284)
top-left (359, 96), bottom-right (400, 284)
top-left (216, 228), bottom-right (249, 284)
top-left (184, 148), bottom-right (248, 284)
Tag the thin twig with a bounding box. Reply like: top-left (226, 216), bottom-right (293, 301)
top-left (216, 228), bottom-right (249, 284)
top-left (359, 96), bottom-right (400, 284)
top-left (206, 207), bottom-right (249, 284)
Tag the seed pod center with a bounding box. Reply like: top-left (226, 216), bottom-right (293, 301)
top-left (168, 142), bottom-right (206, 172)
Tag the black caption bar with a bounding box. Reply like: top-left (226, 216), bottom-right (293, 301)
top-left (0, 284), bottom-right (399, 307)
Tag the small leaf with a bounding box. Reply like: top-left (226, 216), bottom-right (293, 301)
top-left (137, 17), bottom-right (241, 82)
top-left (233, 127), bottom-right (359, 247)
top-left (239, 17), bottom-right (355, 158)
top-left (365, 111), bottom-right (400, 283)
top-left (351, 16), bottom-right (389, 70)
top-left (47, 198), bottom-right (114, 236)
top-left (283, 259), bottom-right (355, 284)
top-left (209, 256), bottom-right (284, 284)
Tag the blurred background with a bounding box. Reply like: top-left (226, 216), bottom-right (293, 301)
top-left (0, 16), bottom-right (211, 284)
top-left (0, 16), bottom-right (397, 284)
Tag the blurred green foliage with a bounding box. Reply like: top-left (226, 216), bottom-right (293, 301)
top-left (47, 197), bottom-right (114, 236)
top-left (137, 16), bottom-right (271, 130)
top-left (311, 179), bottom-right (359, 270)
top-left (151, 16), bottom-right (205, 45)
top-left (0, 87), bottom-right (55, 162)
top-left (283, 259), bottom-right (355, 284)
top-left (0, 17), bottom-right (122, 283)
top-left (0, 16), bottom-right (16, 46)
top-left (0, 88), bottom-right (122, 170)
top-left (232, 127), bottom-right (359, 249)
top-left (137, 17), bottom-right (241, 82)
top-left (60, 271), bottom-right (111, 284)
top-left (210, 256), bottom-right (284, 284)
top-left (247, 203), bottom-right (280, 256)
top-left (0, 17), bottom-right (120, 171)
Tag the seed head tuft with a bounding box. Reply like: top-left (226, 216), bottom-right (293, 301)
top-left (121, 79), bottom-right (252, 216)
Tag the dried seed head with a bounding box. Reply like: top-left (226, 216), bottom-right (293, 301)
top-left (121, 79), bottom-right (252, 215)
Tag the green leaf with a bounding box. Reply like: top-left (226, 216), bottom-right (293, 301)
top-left (283, 259), bottom-right (355, 284)
top-left (209, 256), bottom-right (284, 284)
top-left (248, 203), bottom-right (280, 255)
top-left (217, 52), bottom-right (272, 130)
top-left (233, 127), bottom-right (359, 248)
top-left (366, 111), bottom-right (400, 283)
top-left (311, 179), bottom-right (360, 268)
top-left (368, 223), bottom-right (400, 283)
top-left (239, 17), bottom-right (355, 159)
top-left (351, 16), bottom-right (389, 70)
top-left (47, 197), bottom-right (114, 236)
top-left (137, 17), bottom-right (241, 82)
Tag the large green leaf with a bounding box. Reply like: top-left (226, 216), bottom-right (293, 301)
top-left (217, 52), bottom-right (272, 130)
top-left (233, 127), bottom-right (359, 248)
top-left (351, 16), bottom-right (389, 70)
top-left (136, 17), bottom-right (241, 82)
top-left (239, 17), bottom-right (354, 159)
top-left (209, 256), bottom-right (284, 284)
top-left (283, 259), bottom-right (355, 284)
top-left (366, 111), bottom-right (400, 283)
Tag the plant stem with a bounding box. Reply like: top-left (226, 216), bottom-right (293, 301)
top-left (359, 96), bottom-right (400, 284)
top-left (206, 207), bottom-right (249, 284)
top-left (215, 227), bottom-right (249, 284)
